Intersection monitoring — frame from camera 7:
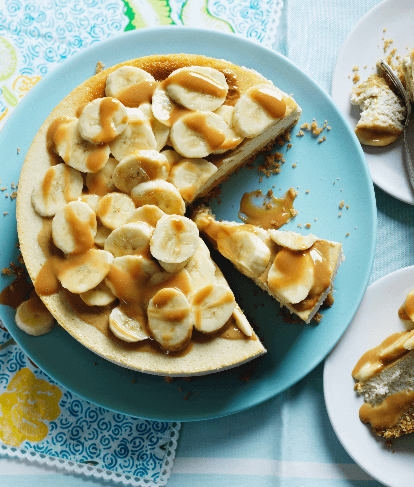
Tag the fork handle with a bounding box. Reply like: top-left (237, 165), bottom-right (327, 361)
top-left (404, 130), bottom-right (414, 192)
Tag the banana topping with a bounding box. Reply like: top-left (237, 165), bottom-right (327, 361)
top-left (97, 192), bottom-right (136, 230)
top-left (268, 230), bottom-right (318, 251)
top-left (213, 105), bottom-right (244, 154)
top-left (80, 280), bottom-right (117, 307)
top-left (139, 102), bottom-right (170, 151)
top-left (15, 295), bottom-right (55, 336)
top-left (78, 97), bottom-right (128, 144)
top-left (109, 306), bottom-right (149, 342)
top-left (105, 66), bottom-right (156, 105)
top-left (131, 179), bottom-right (185, 216)
top-left (85, 157), bottom-right (118, 196)
top-left (150, 215), bottom-right (199, 272)
top-left (104, 222), bottom-right (153, 257)
top-left (127, 204), bottom-right (165, 228)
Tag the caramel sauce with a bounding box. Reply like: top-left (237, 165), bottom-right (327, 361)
top-left (139, 156), bottom-right (169, 180)
top-left (359, 389), bottom-right (414, 429)
top-left (269, 248), bottom-right (313, 291)
top-left (86, 171), bottom-right (112, 196)
top-left (117, 80), bottom-right (158, 107)
top-left (37, 218), bottom-right (54, 258)
top-left (65, 204), bottom-right (95, 254)
top-left (355, 127), bottom-right (401, 147)
top-left (399, 304), bottom-right (410, 321)
top-left (352, 330), bottom-right (414, 382)
top-left (76, 103), bottom-right (87, 118)
top-left (404, 291), bottom-right (414, 320)
top-left (250, 86), bottom-right (286, 119)
top-left (238, 188), bottom-right (297, 229)
top-left (46, 117), bottom-right (71, 166)
top-left (163, 70), bottom-right (227, 98)
top-left (96, 97), bottom-right (123, 144)
top-left (183, 112), bottom-right (226, 151)
top-left (168, 105), bottom-right (192, 127)
top-left (86, 145), bottom-right (108, 173)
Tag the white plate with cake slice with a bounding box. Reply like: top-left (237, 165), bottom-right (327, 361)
top-left (332, 0), bottom-right (414, 205)
top-left (324, 266), bottom-right (414, 487)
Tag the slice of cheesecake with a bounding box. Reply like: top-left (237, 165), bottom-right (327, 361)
top-left (193, 206), bottom-right (343, 323)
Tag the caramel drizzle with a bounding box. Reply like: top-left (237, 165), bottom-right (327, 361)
top-left (46, 117), bottom-right (71, 166)
top-left (250, 86), bottom-right (286, 119)
top-left (117, 80), bottom-right (158, 107)
top-left (163, 70), bottom-right (227, 98)
top-left (183, 112), bottom-right (226, 151)
top-left (238, 188), bottom-right (297, 229)
top-left (355, 127), bottom-right (401, 147)
top-left (64, 204), bottom-right (96, 254)
top-left (95, 97), bottom-right (123, 144)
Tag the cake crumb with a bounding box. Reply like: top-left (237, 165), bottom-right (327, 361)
top-left (346, 205), bottom-right (349, 209)
top-left (346, 233), bottom-right (350, 236)
top-left (296, 129), bottom-right (304, 137)
top-left (339, 200), bottom-right (345, 209)
top-left (164, 376), bottom-right (174, 383)
top-left (297, 223), bottom-right (302, 228)
top-left (338, 212), bottom-right (342, 217)
top-left (292, 163), bottom-right (297, 168)
top-left (385, 439), bottom-right (393, 448)
top-left (17, 148), bottom-right (20, 154)
top-left (305, 223), bottom-right (311, 228)
top-left (95, 61), bottom-right (105, 74)
top-left (1, 268), bottom-right (12, 275)
top-left (384, 38), bottom-right (394, 52)
top-left (305, 190), bottom-right (309, 194)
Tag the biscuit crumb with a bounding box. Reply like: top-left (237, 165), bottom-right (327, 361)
top-left (296, 129), bottom-right (304, 137)
top-left (339, 200), bottom-right (344, 209)
top-left (346, 205), bottom-right (349, 209)
top-left (346, 232), bottom-right (350, 236)
top-left (3, 212), bottom-right (8, 216)
top-left (384, 38), bottom-right (393, 52)
top-left (297, 223), bottom-right (302, 228)
top-left (305, 190), bottom-right (309, 194)
top-left (1, 268), bottom-right (12, 275)
top-left (338, 212), bottom-right (342, 217)
top-left (96, 61), bottom-right (105, 74)
top-left (305, 223), bottom-right (311, 228)
top-left (17, 148), bottom-right (20, 154)
top-left (164, 376), bottom-right (174, 383)
top-left (292, 163), bottom-right (297, 168)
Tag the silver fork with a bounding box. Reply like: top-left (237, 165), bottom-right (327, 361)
top-left (379, 58), bottom-right (414, 190)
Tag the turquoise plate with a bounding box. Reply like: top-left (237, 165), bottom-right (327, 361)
top-left (0, 27), bottom-right (376, 422)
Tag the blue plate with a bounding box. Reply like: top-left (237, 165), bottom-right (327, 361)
top-left (0, 27), bottom-right (376, 422)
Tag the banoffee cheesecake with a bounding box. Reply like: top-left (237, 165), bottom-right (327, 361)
top-left (17, 54), bottom-right (302, 376)
top-left (193, 206), bottom-right (343, 324)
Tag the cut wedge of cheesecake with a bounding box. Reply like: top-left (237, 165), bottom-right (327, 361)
top-left (193, 206), bottom-right (344, 324)
top-left (16, 54), bottom-right (305, 376)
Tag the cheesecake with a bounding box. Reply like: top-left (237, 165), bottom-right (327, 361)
top-left (193, 206), bottom-right (343, 324)
top-left (16, 54), bottom-right (303, 375)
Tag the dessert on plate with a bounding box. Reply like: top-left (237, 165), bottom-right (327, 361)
top-left (193, 206), bottom-right (344, 324)
top-left (17, 54), bottom-right (302, 375)
top-left (352, 289), bottom-right (414, 438)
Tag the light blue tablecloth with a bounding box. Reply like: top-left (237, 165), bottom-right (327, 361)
top-left (2, 1), bottom-right (409, 486)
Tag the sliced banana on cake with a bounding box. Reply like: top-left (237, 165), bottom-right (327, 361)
top-left (105, 66), bottom-right (156, 100)
top-left (268, 230), bottom-right (318, 251)
top-left (148, 269), bottom-right (193, 301)
top-left (185, 243), bottom-right (216, 293)
top-left (53, 118), bottom-right (110, 173)
top-left (79, 194), bottom-right (100, 213)
top-left (168, 158), bottom-right (217, 203)
top-left (80, 280), bottom-right (117, 306)
top-left (150, 215), bottom-right (199, 272)
top-left (127, 205), bottom-right (165, 228)
top-left (32, 163), bottom-right (83, 217)
top-left (113, 150), bottom-right (170, 193)
top-left (57, 249), bottom-right (114, 294)
top-left (131, 180), bottom-right (185, 216)
top-left (160, 149), bottom-right (182, 165)
top-left (170, 111), bottom-right (227, 158)
top-left (94, 222), bottom-right (112, 247)
top-left (218, 230), bottom-right (271, 278)
top-left (233, 83), bottom-right (287, 138)
top-left (232, 306), bottom-right (253, 338)
top-left (104, 222), bottom-right (153, 257)
top-left (78, 97), bottom-right (128, 144)
top-left (85, 157), bottom-right (118, 196)
top-left (164, 66), bottom-right (228, 112)
top-left (139, 102), bottom-right (170, 150)
top-left (97, 192), bottom-right (136, 230)
top-left (15, 295), bottom-right (55, 336)
top-left (192, 283), bottom-right (236, 334)
top-left (52, 201), bottom-right (97, 255)
top-left (147, 288), bottom-right (192, 352)
top-left (109, 306), bottom-right (149, 342)
top-left (213, 105), bottom-right (244, 154)
top-left (267, 248), bottom-right (314, 304)
top-left (109, 107), bottom-right (157, 161)
top-left (152, 86), bottom-right (184, 127)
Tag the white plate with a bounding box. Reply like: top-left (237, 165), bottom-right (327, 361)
top-left (332, 0), bottom-right (414, 205)
top-left (324, 266), bottom-right (414, 487)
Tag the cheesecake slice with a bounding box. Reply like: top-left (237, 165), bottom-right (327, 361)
top-left (193, 206), bottom-right (343, 323)
top-left (16, 54), bottom-right (305, 375)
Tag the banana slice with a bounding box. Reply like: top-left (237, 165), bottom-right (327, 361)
top-left (109, 306), bottom-right (149, 342)
top-left (152, 86), bottom-right (185, 127)
top-left (85, 157), bottom-right (118, 196)
top-left (58, 249), bottom-right (114, 294)
top-left (139, 102), bottom-right (170, 150)
top-left (53, 119), bottom-right (110, 173)
top-left (148, 269), bottom-right (193, 301)
top-left (52, 201), bottom-right (97, 255)
top-left (131, 179), bottom-right (185, 216)
top-left (147, 288), bottom-right (192, 352)
top-left (150, 215), bottom-right (199, 272)
top-left (160, 149), bottom-right (182, 165)
top-left (268, 230), bottom-right (318, 251)
top-left (232, 307), bottom-right (253, 337)
top-left (168, 158), bottom-right (217, 203)
top-left (106, 255), bottom-right (161, 301)
top-left (32, 163), bottom-right (83, 217)
top-left (267, 248), bottom-right (314, 304)
top-left (104, 222), bottom-right (153, 257)
top-left (97, 192), bottom-right (135, 230)
top-left (212, 105), bottom-right (244, 154)
top-left (170, 111), bottom-right (226, 158)
top-left (164, 66), bottom-right (228, 111)
top-left (79, 194), bottom-right (100, 213)
top-left (113, 150), bottom-right (170, 193)
top-left (15, 295), bottom-right (55, 336)
top-left (94, 222), bottom-right (112, 247)
top-left (109, 107), bottom-right (157, 161)
top-left (192, 283), bottom-right (236, 334)
top-left (218, 230), bottom-right (271, 278)
top-left (105, 66), bottom-right (155, 100)
top-left (233, 83), bottom-right (287, 138)
top-left (80, 280), bottom-right (117, 306)
top-left (185, 243), bottom-right (216, 293)
top-left (78, 97), bottom-right (128, 144)
top-left (127, 205), bottom-right (165, 228)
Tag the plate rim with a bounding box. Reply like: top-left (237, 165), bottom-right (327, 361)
top-left (1, 26), bottom-right (376, 421)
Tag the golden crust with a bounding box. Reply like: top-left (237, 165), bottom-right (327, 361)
top-left (16, 54), bottom-right (280, 375)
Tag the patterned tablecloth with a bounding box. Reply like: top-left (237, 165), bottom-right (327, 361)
top-left (1, 0), bottom-right (409, 486)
